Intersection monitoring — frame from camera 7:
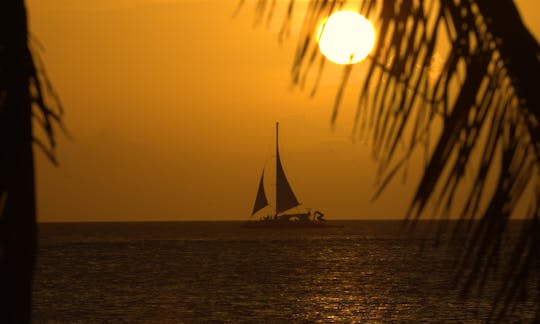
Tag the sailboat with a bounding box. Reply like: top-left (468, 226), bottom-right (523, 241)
top-left (244, 122), bottom-right (331, 228)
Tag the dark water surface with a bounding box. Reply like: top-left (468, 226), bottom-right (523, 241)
top-left (33, 221), bottom-right (535, 323)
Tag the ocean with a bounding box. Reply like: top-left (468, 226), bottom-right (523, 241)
top-left (32, 221), bottom-right (536, 323)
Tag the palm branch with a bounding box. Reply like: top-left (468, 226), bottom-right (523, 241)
top-left (0, 0), bottom-right (63, 321)
top-left (245, 0), bottom-right (540, 320)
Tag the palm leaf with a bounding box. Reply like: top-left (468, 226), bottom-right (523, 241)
top-left (0, 1), bottom-right (64, 320)
top-left (243, 0), bottom-right (540, 319)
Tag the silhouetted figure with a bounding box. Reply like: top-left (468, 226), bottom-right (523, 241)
top-left (314, 211), bottom-right (325, 222)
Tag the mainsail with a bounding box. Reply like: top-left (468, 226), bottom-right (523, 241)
top-left (252, 170), bottom-right (269, 215)
top-left (275, 151), bottom-right (300, 213)
top-left (275, 122), bottom-right (300, 214)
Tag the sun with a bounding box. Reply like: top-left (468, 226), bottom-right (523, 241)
top-left (316, 11), bottom-right (376, 65)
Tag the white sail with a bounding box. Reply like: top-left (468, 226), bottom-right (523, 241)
top-left (252, 170), bottom-right (269, 215)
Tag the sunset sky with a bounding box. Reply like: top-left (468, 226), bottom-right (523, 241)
top-left (27, 0), bottom-right (540, 222)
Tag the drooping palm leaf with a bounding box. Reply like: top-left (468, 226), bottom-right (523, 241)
top-left (244, 0), bottom-right (540, 320)
top-left (0, 0), bottom-right (64, 320)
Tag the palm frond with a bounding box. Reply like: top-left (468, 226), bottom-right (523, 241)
top-left (243, 0), bottom-right (540, 319)
top-left (28, 40), bottom-right (66, 164)
top-left (0, 1), bottom-right (63, 320)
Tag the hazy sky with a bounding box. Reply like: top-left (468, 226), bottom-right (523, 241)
top-left (28, 0), bottom-right (540, 222)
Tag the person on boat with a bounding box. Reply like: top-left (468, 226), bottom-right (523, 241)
top-left (314, 211), bottom-right (326, 222)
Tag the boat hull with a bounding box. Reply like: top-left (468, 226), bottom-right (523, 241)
top-left (242, 220), bottom-right (341, 229)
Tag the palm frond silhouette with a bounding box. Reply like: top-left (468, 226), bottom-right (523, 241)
top-left (0, 0), bottom-right (63, 321)
top-left (246, 0), bottom-right (540, 320)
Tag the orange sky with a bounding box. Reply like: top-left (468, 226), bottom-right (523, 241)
top-left (28, 0), bottom-right (540, 222)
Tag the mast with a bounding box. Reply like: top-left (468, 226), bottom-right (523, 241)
top-left (275, 121), bottom-right (279, 219)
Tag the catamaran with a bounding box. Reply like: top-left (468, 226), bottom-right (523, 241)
top-left (244, 122), bottom-right (331, 228)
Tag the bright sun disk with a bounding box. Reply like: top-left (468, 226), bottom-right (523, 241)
top-left (317, 11), bottom-right (376, 65)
